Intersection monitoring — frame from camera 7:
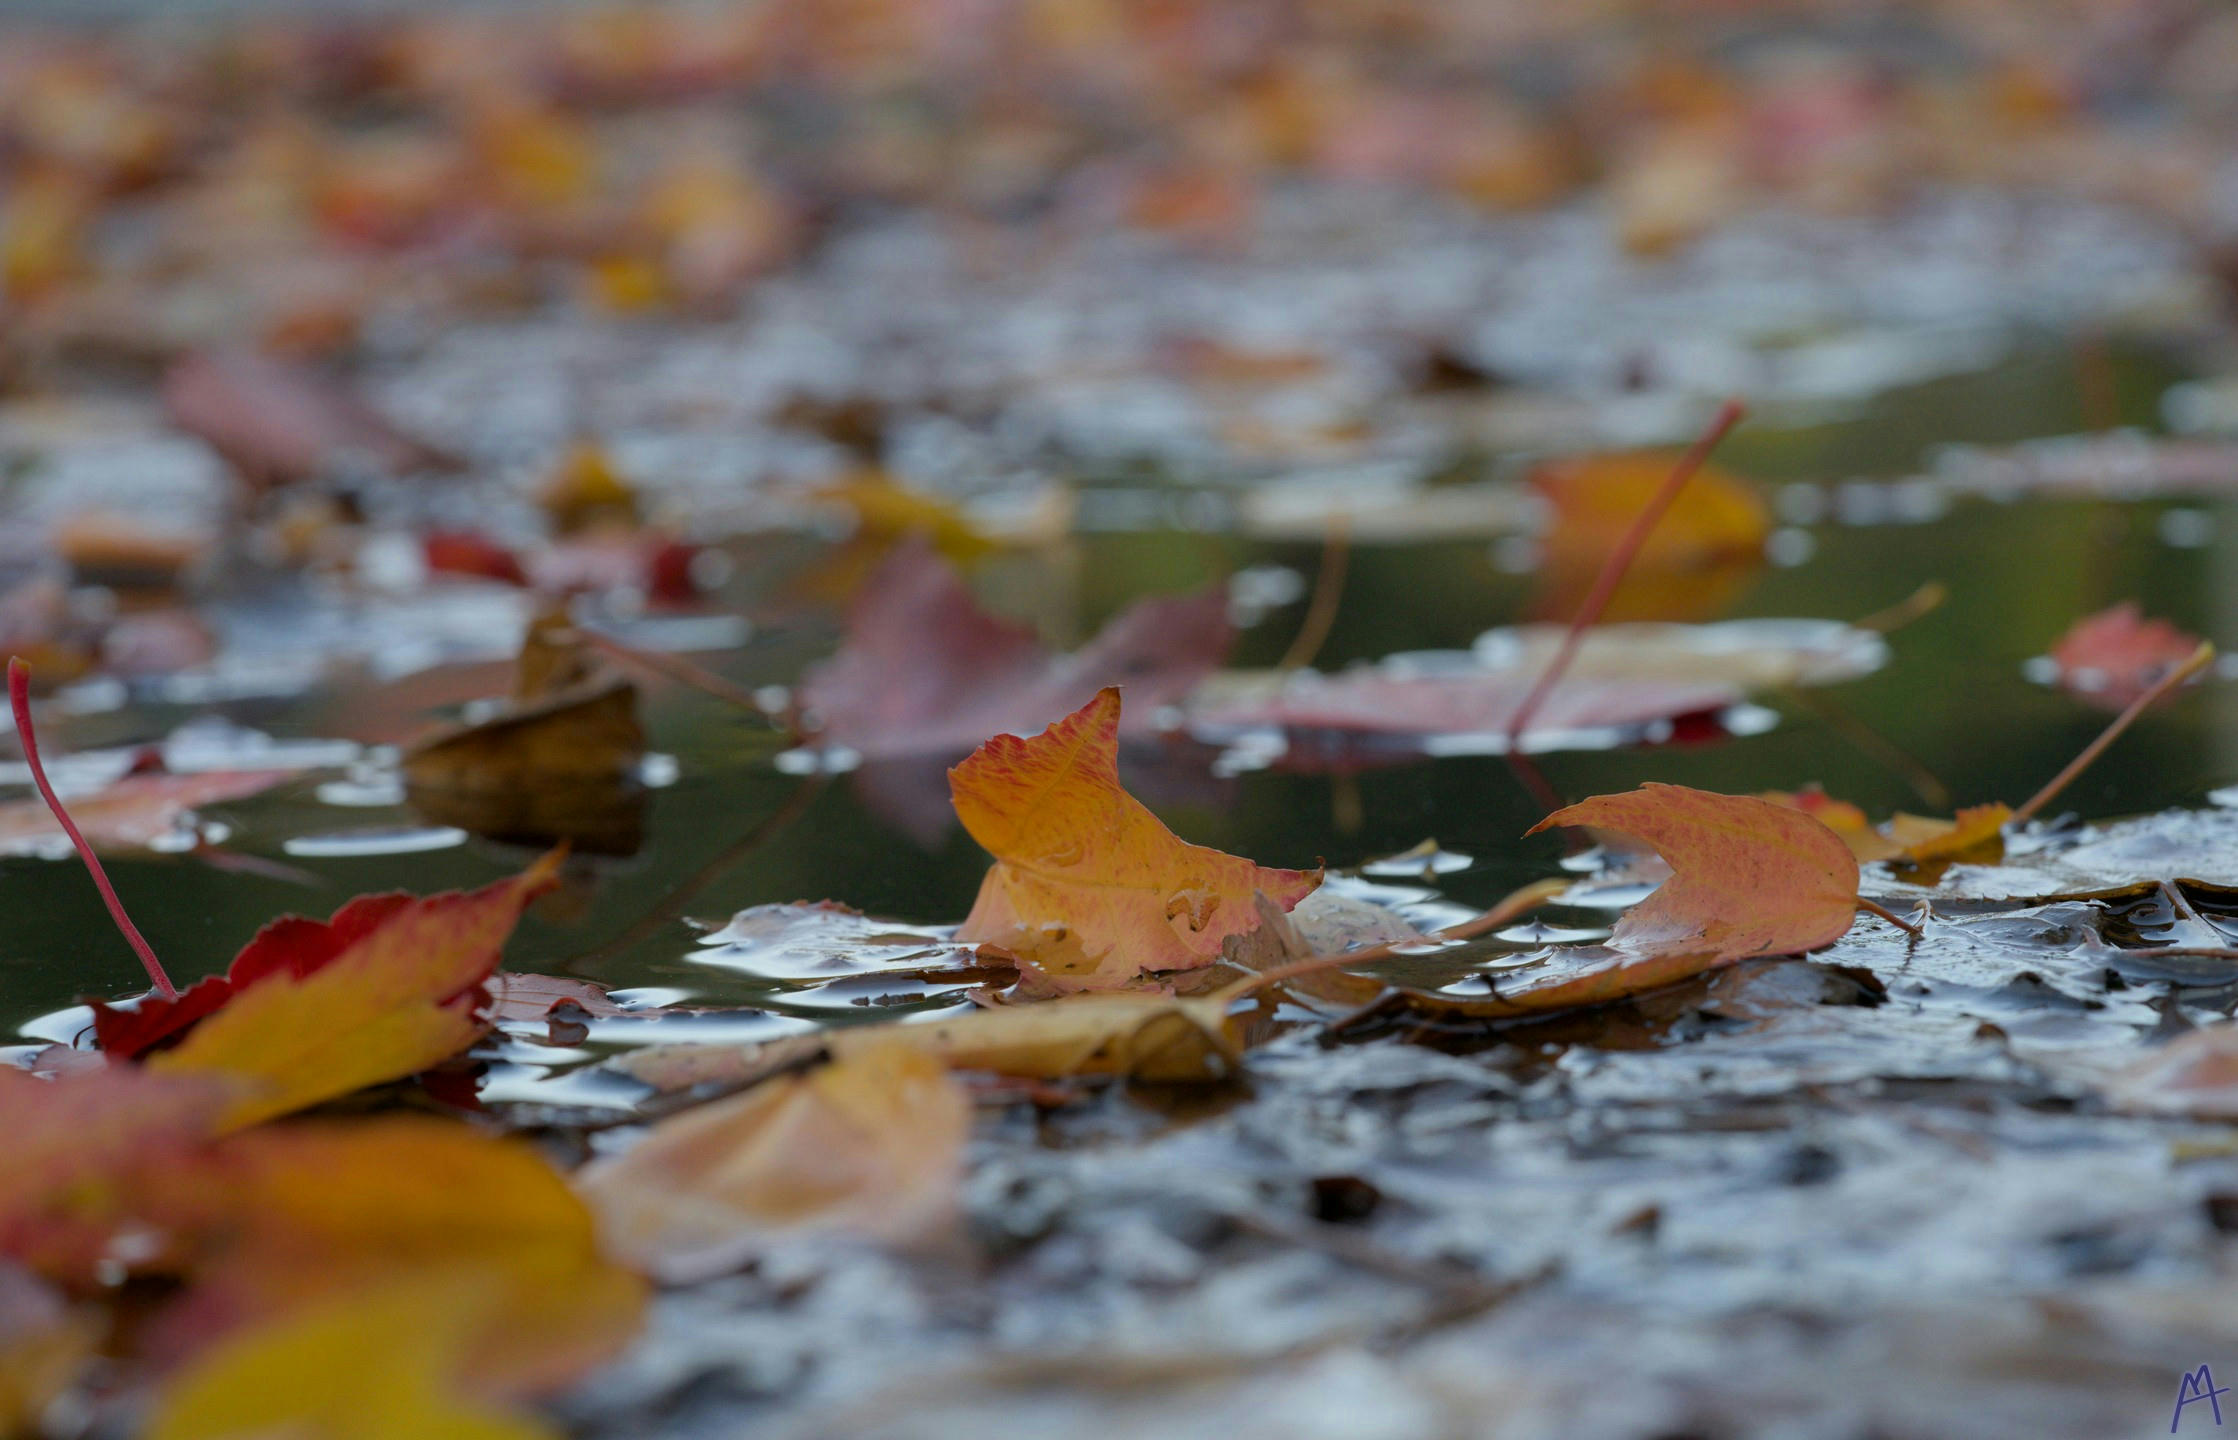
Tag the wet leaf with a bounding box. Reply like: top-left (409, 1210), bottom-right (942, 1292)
top-left (950, 687), bottom-right (1319, 989)
top-left (1531, 784), bottom-right (1860, 966)
top-left (149, 1118), bottom-right (643, 1396)
top-left (2047, 602), bottom-right (2201, 710)
top-left (0, 1065), bottom-right (234, 1286)
top-left (0, 769), bottom-right (293, 858)
top-left (577, 1040), bottom-right (969, 1282)
top-left (869, 993), bottom-right (1243, 1083)
top-left (161, 349), bottom-right (456, 490)
top-left (1188, 666), bottom-right (1739, 748)
top-left (0, 1264), bottom-right (96, 1436)
top-left (147, 1274), bottom-right (559, 1440)
top-left (799, 539), bottom-right (1231, 760)
top-left (127, 852), bottom-right (561, 1130)
top-left (1529, 450), bottom-right (1769, 623)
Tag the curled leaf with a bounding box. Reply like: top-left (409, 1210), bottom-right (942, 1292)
top-left (950, 687), bottom-right (1319, 990)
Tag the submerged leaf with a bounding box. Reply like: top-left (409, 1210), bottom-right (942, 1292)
top-left (950, 687), bottom-right (1319, 989)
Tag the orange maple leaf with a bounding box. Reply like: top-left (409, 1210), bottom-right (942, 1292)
top-left (949, 687), bottom-right (1319, 990)
top-left (1534, 783), bottom-right (1860, 965)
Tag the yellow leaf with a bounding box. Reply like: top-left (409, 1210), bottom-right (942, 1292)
top-left (167, 1118), bottom-right (643, 1397)
top-left (149, 853), bottom-right (562, 1131)
top-left (578, 1040), bottom-right (968, 1283)
top-left (949, 687), bottom-right (1319, 990)
top-left (147, 1274), bottom-right (558, 1440)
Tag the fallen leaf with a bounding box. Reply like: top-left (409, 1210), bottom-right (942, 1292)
top-left (1532, 784), bottom-right (1859, 966)
top-left (1761, 785), bottom-right (1900, 862)
top-left (148, 1118), bottom-right (642, 1397)
top-left (0, 769), bottom-right (293, 857)
top-left (146, 1274), bottom-right (559, 1440)
top-left (485, 972), bottom-right (625, 1023)
top-left (2047, 602), bottom-right (2202, 710)
top-left (577, 1039), bottom-right (969, 1282)
top-left (1886, 803), bottom-right (2011, 867)
top-left (161, 349), bottom-right (456, 491)
top-left (0, 1263), bottom-right (97, 1435)
top-left (798, 537), bottom-right (1231, 759)
top-left (862, 993), bottom-right (1243, 1083)
top-left (120, 852), bottom-right (561, 1130)
top-left (2104, 1024), bottom-right (2238, 1119)
top-left (1474, 618), bottom-right (1887, 689)
top-left (1529, 449), bottom-right (1769, 623)
top-left (402, 612), bottom-right (645, 852)
top-left (536, 440), bottom-right (638, 535)
top-left (1187, 666), bottom-right (1740, 748)
top-left (0, 1064), bottom-right (235, 1286)
top-left (950, 687), bottom-right (1319, 989)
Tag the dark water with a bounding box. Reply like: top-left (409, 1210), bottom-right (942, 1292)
top-left (5, 336), bottom-right (2225, 1035)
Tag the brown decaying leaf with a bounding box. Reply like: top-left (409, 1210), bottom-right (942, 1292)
top-left (577, 1039), bottom-right (969, 1282)
top-left (950, 687), bottom-right (1319, 990)
top-left (797, 537), bottom-right (1232, 760)
top-left (402, 612), bottom-right (645, 852)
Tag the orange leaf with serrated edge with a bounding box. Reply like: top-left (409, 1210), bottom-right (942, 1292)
top-left (145, 852), bottom-right (563, 1130)
top-left (949, 687), bottom-right (1319, 990)
top-left (1533, 784), bottom-right (1859, 964)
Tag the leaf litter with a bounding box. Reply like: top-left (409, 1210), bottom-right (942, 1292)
top-left (11, 3), bottom-right (2238, 1437)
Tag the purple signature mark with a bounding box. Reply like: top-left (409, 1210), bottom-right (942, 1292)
top-left (2176, 1365), bottom-right (2232, 1432)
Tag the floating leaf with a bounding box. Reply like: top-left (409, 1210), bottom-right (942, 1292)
top-left (1529, 450), bottom-right (1768, 623)
top-left (577, 1040), bottom-right (968, 1282)
top-left (132, 853), bottom-right (561, 1130)
top-left (0, 769), bottom-right (293, 858)
top-left (2047, 602), bottom-right (2201, 710)
top-left (1533, 784), bottom-right (1859, 965)
top-left (950, 687), bottom-right (1319, 990)
top-left (799, 538), bottom-right (1231, 760)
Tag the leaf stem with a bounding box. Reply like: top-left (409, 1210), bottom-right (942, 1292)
top-left (1855, 897), bottom-right (1922, 936)
top-left (1277, 513), bottom-right (1351, 672)
top-left (1504, 398), bottom-right (1747, 748)
top-left (2011, 639), bottom-right (2214, 825)
top-left (578, 628), bottom-right (774, 718)
top-left (7, 657), bottom-right (175, 998)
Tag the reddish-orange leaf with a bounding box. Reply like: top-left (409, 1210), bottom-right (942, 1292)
top-left (1528, 451), bottom-right (1768, 623)
top-left (1531, 783), bottom-right (1860, 965)
top-left (2048, 602), bottom-right (2201, 710)
top-left (0, 1065), bottom-right (235, 1287)
top-left (138, 852), bottom-right (563, 1130)
top-left (950, 687), bottom-right (1319, 990)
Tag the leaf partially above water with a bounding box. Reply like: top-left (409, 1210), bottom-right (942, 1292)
top-left (950, 688), bottom-right (1319, 990)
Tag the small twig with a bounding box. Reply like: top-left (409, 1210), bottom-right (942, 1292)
top-left (1778, 683), bottom-right (1951, 811)
top-left (1855, 897), bottom-right (1922, 937)
top-left (8, 657), bottom-right (175, 998)
top-left (579, 629), bottom-right (773, 718)
top-left (2012, 640), bottom-right (2214, 825)
top-left (1277, 513), bottom-right (1351, 672)
top-left (1220, 877), bottom-right (1570, 1004)
top-left (1851, 580), bottom-right (1948, 635)
top-left (1504, 398), bottom-right (1746, 748)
